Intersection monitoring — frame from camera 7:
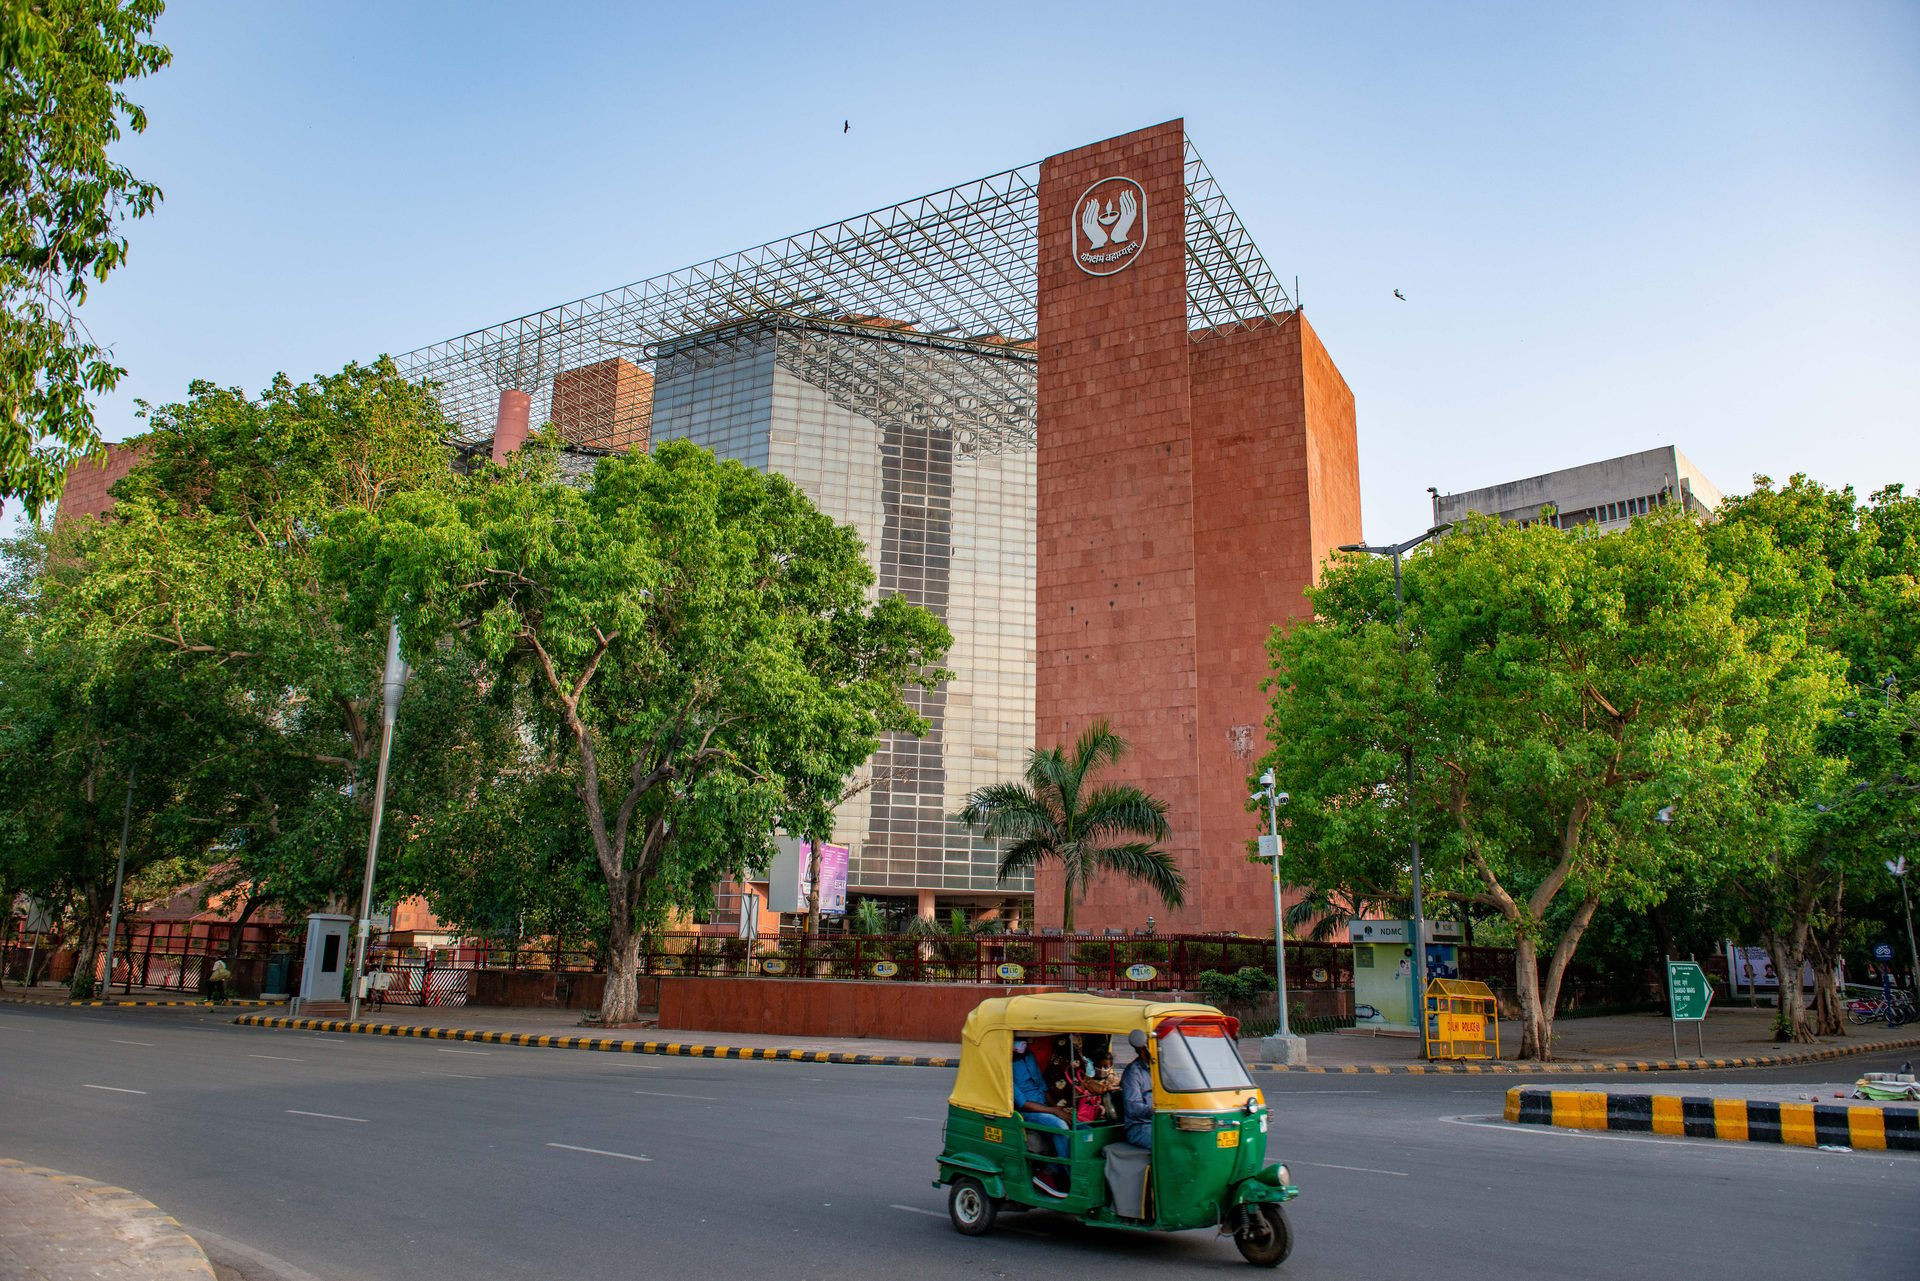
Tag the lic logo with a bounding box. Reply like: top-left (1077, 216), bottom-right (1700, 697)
top-left (1074, 176), bottom-right (1147, 276)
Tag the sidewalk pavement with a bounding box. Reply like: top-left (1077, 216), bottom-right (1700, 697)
top-left (229, 1002), bottom-right (1920, 1074)
top-left (0, 1158), bottom-right (214, 1280)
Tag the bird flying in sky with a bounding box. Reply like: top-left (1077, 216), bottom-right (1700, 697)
top-left (843, 120), bottom-right (850, 133)
top-left (1393, 289), bottom-right (1406, 301)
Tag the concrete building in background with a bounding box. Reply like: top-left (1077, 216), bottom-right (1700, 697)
top-left (1432, 445), bottom-right (1723, 532)
top-left (67, 121), bottom-right (1359, 936)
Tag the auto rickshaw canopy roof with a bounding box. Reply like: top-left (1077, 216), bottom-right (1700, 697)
top-left (948, 992), bottom-right (1227, 1118)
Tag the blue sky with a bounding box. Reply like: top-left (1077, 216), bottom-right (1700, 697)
top-left (24, 0), bottom-right (1918, 539)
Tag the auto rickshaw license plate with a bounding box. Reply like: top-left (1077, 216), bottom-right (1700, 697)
top-left (984, 1126), bottom-right (1003, 1144)
top-left (1216, 1129), bottom-right (1240, 1148)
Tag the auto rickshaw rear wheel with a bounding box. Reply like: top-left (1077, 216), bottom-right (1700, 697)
top-left (948, 1177), bottom-right (997, 1236)
top-left (1233, 1203), bottom-right (1292, 1267)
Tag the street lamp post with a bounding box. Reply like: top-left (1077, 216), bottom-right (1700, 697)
top-left (1339, 525), bottom-right (1448, 1058)
top-left (1252, 770), bottom-right (1304, 1064)
top-left (98, 765), bottom-right (136, 998)
top-left (348, 621), bottom-right (409, 1023)
top-left (1890, 857), bottom-right (1920, 1005)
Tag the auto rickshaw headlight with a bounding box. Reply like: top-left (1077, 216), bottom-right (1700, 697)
top-left (1255, 1162), bottom-right (1290, 1189)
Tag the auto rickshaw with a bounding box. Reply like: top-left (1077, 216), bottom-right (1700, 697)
top-left (933, 992), bottom-right (1297, 1266)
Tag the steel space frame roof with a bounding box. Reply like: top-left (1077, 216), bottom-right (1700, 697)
top-left (397, 138), bottom-right (1294, 448)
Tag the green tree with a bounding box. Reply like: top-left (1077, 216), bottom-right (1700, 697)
top-left (2, 0), bottom-right (170, 517)
top-left (322, 439), bottom-right (950, 1024)
top-left (959, 720), bottom-right (1184, 934)
top-left (0, 529), bottom-right (222, 994)
top-left (1710, 477), bottom-right (1920, 1038)
top-left (1265, 513), bottom-right (1804, 1059)
top-left (39, 360), bottom-right (470, 929)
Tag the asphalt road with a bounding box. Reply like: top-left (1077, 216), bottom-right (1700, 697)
top-left (1, 1003), bottom-right (1914, 1281)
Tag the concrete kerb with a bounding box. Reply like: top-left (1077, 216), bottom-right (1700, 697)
top-left (230, 1013), bottom-right (956, 1066)
top-left (0, 1157), bottom-right (215, 1279)
top-left (1504, 1086), bottom-right (1920, 1151)
top-left (1, 993), bottom-right (285, 1009)
top-left (1249, 1033), bottom-right (1920, 1075)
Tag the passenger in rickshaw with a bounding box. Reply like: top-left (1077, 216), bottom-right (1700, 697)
top-left (1012, 1037), bottom-right (1071, 1197)
top-left (1119, 1028), bottom-right (1155, 1149)
top-left (1067, 1036), bottom-right (1119, 1123)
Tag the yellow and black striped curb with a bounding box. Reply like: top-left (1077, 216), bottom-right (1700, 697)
top-left (0, 994), bottom-right (284, 1009)
top-left (1250, 1034), bottom-right (1920, 1075)
top-left (231, 1013), bottom-right (955, 1066)
top-left (1504, 1086), bottom-right (1920, 1150)
top-left (0, 1157), bottom-right (215, 1278)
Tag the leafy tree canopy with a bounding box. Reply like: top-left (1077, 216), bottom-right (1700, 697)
top-left (321, 438), bottom-right (951, 1022)
top-left (1265, 511), bottom-right (1819, 1057)
top-left (1, 0), bottom-right (170, 517)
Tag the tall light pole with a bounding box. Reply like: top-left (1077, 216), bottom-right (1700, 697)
top-left (1251, 770), bottom-right (1303, 1063)
top-left (1255, 771), bottom-right (1292, 1036)
top-left (348, 621), bottom-right (409, 1023)
top-left (1890, 857), bottom-right (1920, 1005)
top-left (1339, 525), bottom-right (1447, 1057)
top-left (98, 764), bottom-right (136, 998)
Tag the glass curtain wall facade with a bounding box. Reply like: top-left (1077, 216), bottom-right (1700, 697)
top-left (650, 319), bottom-right (1035, 897)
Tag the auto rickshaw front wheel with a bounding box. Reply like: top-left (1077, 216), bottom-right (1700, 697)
top-left (948, 1176), bottom-right (997, 1236)
top-left (1233, 1203), bottom-right (1292, 1267)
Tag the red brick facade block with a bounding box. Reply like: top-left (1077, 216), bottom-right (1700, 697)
top-left (551, 357), bottom-right (654, 452)
top-left (52, 440), bottom-right (148, 531)
top-left (1034, 122), bottom-right (1363, 936)
top-left (1035, 119), bottom-right (1201, 935)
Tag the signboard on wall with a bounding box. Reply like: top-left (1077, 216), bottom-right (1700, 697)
top-left (767, 837), bottom-right (851, 914)
top-left (1730, 946), bottom-right (1814, 991)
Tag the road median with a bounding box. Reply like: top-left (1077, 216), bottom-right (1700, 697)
top-left (1504, 1085), bottom-right (1920, 1150)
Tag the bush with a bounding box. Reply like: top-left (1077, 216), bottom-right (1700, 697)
top-left (1196, 966), bottom-right (1275, 1010)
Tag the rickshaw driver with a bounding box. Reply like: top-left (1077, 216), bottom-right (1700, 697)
top-left (1012, 1038), bottom-right (1071, 1198)
top-left (1119, 1028), bottom-right (1155, 1149)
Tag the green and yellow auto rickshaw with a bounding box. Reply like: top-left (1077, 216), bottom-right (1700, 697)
top-left (933, 992), bottom-right (1297, 1266)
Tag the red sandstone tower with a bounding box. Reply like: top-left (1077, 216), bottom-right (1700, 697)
top-left (1035, 120), bottom-right (1362, 936)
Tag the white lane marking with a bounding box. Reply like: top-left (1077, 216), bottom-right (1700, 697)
top-left (1440, 1114), bottom-right (1700, 1148)
top-left (904, 1115), bottom-right (940, 1122)
top-left (112, 1039), bottom-right (155, 1047)
top-left (1297, 1160), bottom-right (1408, 1177)
top-left (82, 1084), bottom-right (148, 1095)
top-left (285, 1110), bottom-right (368, 1123)
top-left (1438, 1112), bottom-right (1898, 1159)
top-left (248, 1054), bottom-right (306, 1062)
top-left (547, 1143), bottom-right (651, 1162)
top-left (632, 1089), bottom-right (718, 1101)
top-left (1264, 1089), bottom-right (1379, 1094)
top-left (420, 1070), bottom-right (485, 1079)
top-left (434, 1048), bottom-right (489, 1056)
top-left (891, 1204), bottom-right (944, 1218)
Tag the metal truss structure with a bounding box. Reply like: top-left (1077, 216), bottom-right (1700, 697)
top-left (396, 137), bottom-right (1293, 452)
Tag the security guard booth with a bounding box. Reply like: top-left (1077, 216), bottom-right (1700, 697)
top-left (1423, 978), bottom-right (1499, 1060)
top-left (1347, 919), bottom-right (1465, 1033)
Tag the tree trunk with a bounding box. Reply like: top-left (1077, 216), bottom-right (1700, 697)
top-left (224, 895), bottom-right (262, 963)
top-left (69, 916), bottom-right (103, 999)
top-left (599, 899), bottom-right (644, 1025)
top-left (1763, 932), bottom-right (1815, 1043)
top-left (1513, 935), bottom-right (1552, 1059)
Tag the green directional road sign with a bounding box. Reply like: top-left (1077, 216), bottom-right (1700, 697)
top-left (1667, 961), bottom-right (1713, 1022)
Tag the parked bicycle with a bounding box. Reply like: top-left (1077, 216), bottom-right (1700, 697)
top-left (1846, 991), bottom-right (1917, 1026)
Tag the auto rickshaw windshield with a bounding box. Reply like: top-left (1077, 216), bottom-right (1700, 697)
top-left (1156, 1024), bottom-right (1255, 1092)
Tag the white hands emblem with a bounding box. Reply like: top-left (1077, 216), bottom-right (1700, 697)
top-left (1073, 177), bottom-right (1146, 276)
top-left (1081, 197), bottom-right (1108, 250)
top-left (1108, 190), bottom-right (1137, 244)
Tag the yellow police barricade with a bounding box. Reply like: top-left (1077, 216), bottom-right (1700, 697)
top-left (1424, 978), bottom-right (1499, 1060)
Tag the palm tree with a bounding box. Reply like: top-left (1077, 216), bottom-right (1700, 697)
top-left (960, 721), bottom-right (1185, 933)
